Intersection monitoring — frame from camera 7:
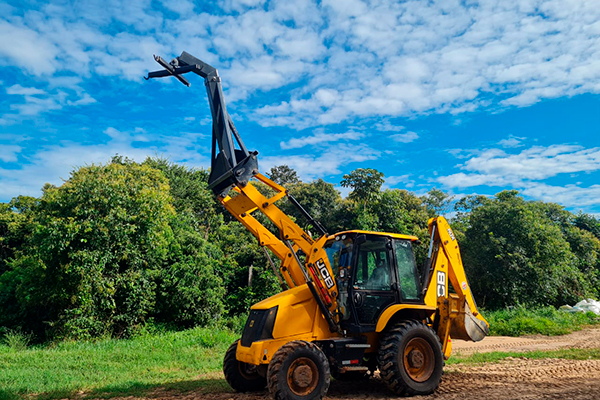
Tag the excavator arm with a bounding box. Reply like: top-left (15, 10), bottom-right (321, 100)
top-left (146, 52), bottom-right (340, 332)
top-left (421, 216), bottom-right (489, 355)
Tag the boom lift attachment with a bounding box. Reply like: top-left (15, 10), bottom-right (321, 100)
top-left (146, 52), bottom-right (489, 400)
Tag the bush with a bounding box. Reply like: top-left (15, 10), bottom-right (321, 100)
top-left (0, 160), bottom-right (226, 342)
top-left (485, 305), bottom-right (600, 336)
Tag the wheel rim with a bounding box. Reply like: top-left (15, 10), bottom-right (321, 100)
top-left (287, 357), bottom-right (319, 396)
top-left (403, 337), bottom-right (435, 383)
top-left (238, 361), bottom-right (259, 380)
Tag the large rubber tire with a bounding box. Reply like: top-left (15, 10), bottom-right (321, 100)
top-left (223, 340), bottom-right (267, 392)
top-left (377, 321), bottom-right (444, 396)
top-left (267, 340), bottom-right (331, 400)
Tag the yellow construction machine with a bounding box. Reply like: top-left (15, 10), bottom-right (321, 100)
top-left (146, 52), bottom-right (489, 399)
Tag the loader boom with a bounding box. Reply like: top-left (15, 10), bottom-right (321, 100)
top-left (145, 52), bottom-right (340, 332)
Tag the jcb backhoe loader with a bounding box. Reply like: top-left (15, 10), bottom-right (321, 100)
top-left (146, 52), bottom-right (489, 399)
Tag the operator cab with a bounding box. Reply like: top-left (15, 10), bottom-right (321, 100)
top-left (324, 231), bottom-right (422, 333)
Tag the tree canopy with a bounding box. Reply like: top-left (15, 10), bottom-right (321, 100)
top-left (1, 160), bottom-right (598, 342)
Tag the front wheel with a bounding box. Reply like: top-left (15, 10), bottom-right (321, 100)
top-left (223, 340), bottom-right (267, 392)
top-left (267, 340), bottom-right (330, 400)
top-left (377, 320), bottom-right (444, 396)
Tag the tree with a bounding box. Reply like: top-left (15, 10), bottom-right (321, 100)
top-left (421, 188), bottom-right (454, 217)
top-left (216, 222), bottom-right (281, 315)
top-left (285, 179), bottom-right (342, 234)
top-left (574, 212), bottom-right (600, 240)
top-left (143, 157), bottom-right (221, 239)
top-left (0, 160), bottom-right (226, 341)
top-left (340, 168), bottom-right (384, 207)
top-left (373, 190), bottom-right (410, 234)
top-left (461, 191), bottom-right (593, 309)
top-left (0, 197), bottom-right (37, 275)
top-left (268, 165), bottom-right (300, 186)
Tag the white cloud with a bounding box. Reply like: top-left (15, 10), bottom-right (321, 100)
top-left (465, 145), bottom-right (600, 181)
top-left (391, 131), bottom-right (419, 143)
top-left (1, 1), bottom-right (599, 128)
top-left (372, 121), bottom-right (405, 133)
top-left (6, 85), bottom-right (46, 96)
top-left (0, 21), bottom-right (60, 75)
top-left (159, 0), bottom-right (195, 15)
top-left (2, 84), bottom-right (96, 121)
top-left (0, 126), bottom-right (211, 201)
top-left (437, 172), bottom-right (513, 188)
top-left (0, 145), bottom-right (22, 162)
top-left (384, 174), bottom-right (414, 189)
top-left (439, 144), bottom-right (600, 188)
top-left (280, 131), bottom-right (363, 150)
top-left (498, 135), bottom-right (526, 148)
top-left (437, 142), bottom-right (600, 213)
top-left (261, 142), bottom-right (379, 180)
top-left (522, 182), bottom-right (600, 208)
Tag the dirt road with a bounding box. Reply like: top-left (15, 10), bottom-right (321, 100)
top-left (103, 328), bottom-right (600, 400)
top-left (451, 326), bottom-right (600, 355)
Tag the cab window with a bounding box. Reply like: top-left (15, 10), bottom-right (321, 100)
top-left (354, 239), bottom-right (392, 290)
top-left (393, 239), bottom-right (420, 300)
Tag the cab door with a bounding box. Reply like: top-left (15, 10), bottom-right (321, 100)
top-left (349, 236), bottom-right (399, 326)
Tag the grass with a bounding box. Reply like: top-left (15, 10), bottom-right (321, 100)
top-left (2, 330), bottom-right (33, 351)
top-left (2, 306), bottom-right (600, 399)
top-left (0, 326), bottom-right (237, 400)
top-left (483, 305), bottom-right (600, 336)
top-left (448, 347), bottom-right (600, 365)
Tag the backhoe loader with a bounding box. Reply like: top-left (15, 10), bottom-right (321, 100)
top-left (146, 52), bottom-right (489, 399)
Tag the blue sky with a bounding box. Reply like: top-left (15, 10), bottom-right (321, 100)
top-left (1, 0), bottom-right (599, 215)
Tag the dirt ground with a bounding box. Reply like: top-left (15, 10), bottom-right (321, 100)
top-left (103, 328), bottom-right (600, 400)
top-left (450, 326), bottom-right (600, 355)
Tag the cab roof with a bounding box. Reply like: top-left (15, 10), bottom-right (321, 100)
top-left (329, 230), bottom-right (420, 242)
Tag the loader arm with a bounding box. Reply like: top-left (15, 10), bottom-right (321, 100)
top-left (145, 52), bottom-right (339, 332)
top-left (421, 216), bottom-right (489, 354)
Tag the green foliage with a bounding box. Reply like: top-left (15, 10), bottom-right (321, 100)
top-left (215, 222), bottom-right (280, 315)
top-left (421, 188), bottom-right (454, 216)
top-left (142, 157), bottom-right (221, 239)
top-left (0, 160), bottom-right (226, 341)
top-left (341, 168), bottom-right (385, 206)
top-left (285, 178), bottom-right (342, 234)
top-left (2, 159), bottom-right (599, 344)
top-left (573, 212), bottom-right (600, 240)
top-left (268, 165), bottom-right (300, 186)
top-left (0, 196), bottom-right (37, 275)
top-left (460, 190), bottom-right (599, 309)
top-left (484, 305), bottom-right (600, 336)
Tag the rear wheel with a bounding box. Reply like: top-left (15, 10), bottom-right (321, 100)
top-left (377, 321), bottom-right (443, 396)
top-left (223, 340), bottom-right (267, 392)
top-left (267, 340), bottom-right (330, 400)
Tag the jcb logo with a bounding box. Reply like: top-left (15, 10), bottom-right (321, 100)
top-left (447, 228), bottom-right (456, 241)
top-left (316, 259), bottom-right (335, 289)
top-left (437, 271), bottom-right (446, 297)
